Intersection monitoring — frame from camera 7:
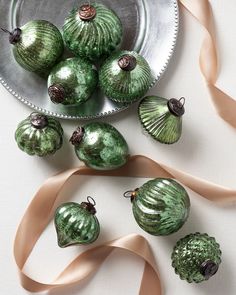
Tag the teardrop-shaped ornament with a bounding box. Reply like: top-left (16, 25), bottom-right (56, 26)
top-left (54, 197), bottom-right (100, 247)
top-left (124, 178), bottom-right (190, 235)
top-left (138, 96), bottom-right (185, 144)
top-left (171, 233), bottom-right (222, 283)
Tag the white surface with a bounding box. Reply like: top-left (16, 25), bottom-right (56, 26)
top-left (1, 1), bottom-right (236, 294)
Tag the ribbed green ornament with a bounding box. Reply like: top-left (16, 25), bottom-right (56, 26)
top-left (63, 3), bottom-right (122, 60)
top-left (48, 57), bottom-right (98, 105)
top-left (15, 113), bottom-right (63, 156)
top-left (138, 96), bottom-right (185, 144)
top-left (125, 178), bottom-right (190, 235)
top-left (2, 20), bottom-right (64, 75)
top-left (99, 51), bottom-right (153, 103)
top-left (54, 197), bottom-right (100, 247)
top-left (172, 233), bottom-right (222, 283)
top-left (70, 122), bottom-right (129, 170)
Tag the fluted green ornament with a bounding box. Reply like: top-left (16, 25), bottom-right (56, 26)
top-left (99, 51), bottom-right (153, 103)
top-left (172, 233), bottom-right (222, 283)
top-left (2, 20), bottom-right (64, 75)
top-left (125, 178), bottom-right (190, 235)
top-left (15, 113), bottom-right (63, 156)
top-left (54, 197), bottom-right (100, 247)
top-left (48, 57), bottom-right (98, 105)
top-left (70, 122), bottom-right (129, 170)
top-left (63, 3), bottom-right (122, 60)
top-left (138, 96), bottom-right (185, 144)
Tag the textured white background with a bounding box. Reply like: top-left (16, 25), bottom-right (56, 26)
top-left (1, 1), bottom-right (236, 294)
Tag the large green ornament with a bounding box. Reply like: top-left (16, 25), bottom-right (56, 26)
top-left (125, 178), bottom-right (190, 235)
top-left (2, 20), bottom-right (64, 75)
top-left (48, 57), bottom-right (98, 105)
top-left (70, 122), bottom-right (129, 170)
top-left (172, 233), bottom-right (222, 283)
top-left (15, 113), bottom-right (63, 156)
top-left (99, 51), bottom-right (153, 103)
top-left (63, 3), bottom-right (122, 60)
top-left (138, 96), bottom-right (185, 144)
top-left (54, 197), bottom-right (100, 247)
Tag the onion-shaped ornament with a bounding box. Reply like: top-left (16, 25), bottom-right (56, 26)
top-left (15, 113), bottom-right (63, 156)
top-left (70, 122), bottom-right (129, 170)
top-left (48, 57), bottom-right (98, 105)
top-left (99, 51), bottom-right (153, 103)
top-left (63, 3), bottom-right (122, 60)
top-left (138, 96), bottom-right (185, 144)
top-left (1, 20), bottom-right (64, 75)
top-left (54, 197), bottom-right (100, 247)
top-left (172, 233), bottom-right (222, 283)
top-left (124, 178), bottom-right (190, 235)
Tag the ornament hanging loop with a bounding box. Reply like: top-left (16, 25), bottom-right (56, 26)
top-left (124, 189), bottom-right (138, 202)
top-left (87, 196), bottom-right (96, 206)
top-left (179, 97), bottom-right (186, 108)
top-left (1, 28), bottom-right (11, 34)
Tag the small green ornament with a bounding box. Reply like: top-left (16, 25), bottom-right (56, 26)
top-left (54, 197), bottom-right (100, 247)
top-left (138, 96), bottom-right (185, 144)
top-left (63, 3), bottom-right (122, 60)
top-left (15, 113), bottom-right (63, 156)
top-left (2, 20), bottom-right (64, 75)
top-left (99, 51), bottom-right (153, 103)
top-left (124, 178), bottom-right (190, 235)
top-left (172, 233), bottom-right (222, 283)
top-left (70, 122), bottom-right (129, 170)
top-left (48, 57), bottom-right (98, 105)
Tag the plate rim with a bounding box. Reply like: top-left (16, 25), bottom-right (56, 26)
top-left (0, 0), bottom-right (179, 120)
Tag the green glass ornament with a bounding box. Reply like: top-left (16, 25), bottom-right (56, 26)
top-left (172, 233), bottom-right (222, 283)
top-left (124, 178), bottom-right (190, 235)
top-left (54, 197), bottom-right (100, 247)
top-left (48, 57), bottom-right (98, 105)
top-left (63, 3), bottom-right (122, 60)
top-left (138, 96), bottom-right (185, 144)
top-left (15, 113), bottom-right (63, 156)
top-left (70, 122), bottom-right (129, 170)
top-left (99, 50), bottom-right (153, 103)
top-left (2, 20), bottom-right (64, 75)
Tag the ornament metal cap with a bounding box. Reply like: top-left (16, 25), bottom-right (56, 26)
top-left (48, 84), bottom-right (66, 104)
top-left (81, 196), bottom-right (97, 215)
top-left (79, 4), bottom-right (97, 21)
top-left (70, 127), bottom-right (85, 146)
top-left (124, 188), bottom-right (139, 202)
top-left (167, 97), bottom-right (185, 117)
top-left (30, 113), bottom-right (49, 129)
top-left (200, 260), bottom-right (219, 279)
top-left (118, 55), bottom-right (137, 71)
top-left (1, 27), bottom-right (22, 45)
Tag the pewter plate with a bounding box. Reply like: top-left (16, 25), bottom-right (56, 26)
top-left (0, 0), bottom-right (178, 119)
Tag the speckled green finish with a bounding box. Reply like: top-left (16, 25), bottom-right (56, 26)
top-left (63, 3), bottom-right (122, 60)
top-left (132, 178), bottom-right (190, 235)
top-left (12, 20), bottom-right (64, 75)
top-left (99, 51), bottom-right (153, 103)
top-left (172, 233), bottom-right (222, 283)
top-left (138, 96), bottom-right (183, 144)
top-left (48, 57), bottom-right (98, 105)
top-left (15, 113), bottom-right (63, 156)
top-left (54, 202), bottom-right (100, 247)
top-left (73, 122), bottom-right (129, 170)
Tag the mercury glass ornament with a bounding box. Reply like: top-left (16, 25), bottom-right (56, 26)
top-left (15, 113), bottom-right (63, 156)
top-left (48, 57), bottom-right (98, 105)
top-left (172, 233), bottom-right (222, 283)
top-left (138, 96), bottom-right (185, 144)
top-left (99, 50), bottom-right (153, 103)
top-left (54, 197), bottom-right (100, 247)
top-left (63, 3), bottom-right (122, 60)
top-left (2, 20), bottom-right (64, 75)
top-left (124, 178), bottom-right (190, 235)
top-left (70, 122), bottom-right (129, 170)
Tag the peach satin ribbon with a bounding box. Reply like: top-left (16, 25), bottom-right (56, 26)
top-left (14, 155), bottom-right (236, 293)
top-left (179, 0), bottom-right (236, 129)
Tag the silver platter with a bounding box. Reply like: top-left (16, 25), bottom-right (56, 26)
top-left (0, 0), bottom-right (179, 119)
